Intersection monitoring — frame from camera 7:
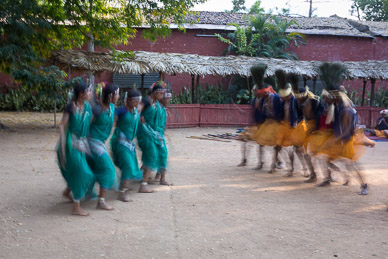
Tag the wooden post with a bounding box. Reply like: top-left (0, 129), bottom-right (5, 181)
top-left (361, 78), bottom-right (367, 106)
top-left (196, 75), bottom-right (200, 104)
top-left (303, 76), bottom-right (307, 87)
top-left (312, 77), bottom-right (317, 93)
top-left (191, 74), bottom-right (195, 104)
top-left (159, 71), bottom-right (164, 81)
top-left (246, 76), bottom-right (251, 100)
top-left (141, 74), bottom-right (145, 94)
top-left (370, 78), bottom-right (376, 107)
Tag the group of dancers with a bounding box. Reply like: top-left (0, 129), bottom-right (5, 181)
top-left (57, 81), bottom-right (171, 216)
top-left (238, 62), bottom-right (374, 195)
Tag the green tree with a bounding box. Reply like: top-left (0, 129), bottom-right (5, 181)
top-left (231, 0), bottom-right (246, 13)
top-left (248, 0), bottom-right (265, 15)
top-left (216, 14), bottom-right (304, 59)
top-left (351, 0), bottom-right (388, 21)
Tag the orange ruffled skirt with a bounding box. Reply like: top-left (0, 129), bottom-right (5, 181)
top-left (276, 120), bottom-right (308, 147)
top-left (253, 119), bottom-right (279, 146)
top-left (238, 124), bottom-right (261, 141)
top-left (307, 129), bottom-right (365, 161)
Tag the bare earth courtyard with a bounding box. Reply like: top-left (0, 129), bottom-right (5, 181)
top-left (0, 112), bottom-right (388, 258)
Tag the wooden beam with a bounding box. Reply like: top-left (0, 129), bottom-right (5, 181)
top-left (361, 78), bottom-right (367, 106)
top-left (191, 74), bottom-right (195, 104)
top-left (370, 78), bottom-right (376, 107)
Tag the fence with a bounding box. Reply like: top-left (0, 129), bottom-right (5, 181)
top-left (166, 104), bottom-right (381, 128)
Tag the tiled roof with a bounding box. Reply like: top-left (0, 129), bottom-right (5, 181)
top-left (184, 11), bottom-right (382, 38)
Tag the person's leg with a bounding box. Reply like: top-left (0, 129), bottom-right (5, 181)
top-left (351, 162), bottom-right (368, 195)
top-left (72, 200), bottom-right (89, 216)
top-left (117, 179), bottom-right (133, 202)
top-left (238, 140), bottom-right (248, 167)
top-left (304, 154), bottom-right (317, 183)
top-left (269, 146), bottom-right (281, 174)
top-left (160, 168), bottom-right (172, 186)
top-left (139, 167), bottom-right (154, 193)
top-left (316, 158), bottom-right (331, 187)
top-left (97, 187), bottom-right (114, 210)
top-left (255, 145), bottom-right (264, 170)
top-left (295, 146), bottom-right (308, 177)
top-left (285, 147), bottom-right (295, 177)
top-left (62, 187), bottom-right (73, 202)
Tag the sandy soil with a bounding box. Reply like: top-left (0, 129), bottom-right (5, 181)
top-left (1, 112), bottom-right (388, 258)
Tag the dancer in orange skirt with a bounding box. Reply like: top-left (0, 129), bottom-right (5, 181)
top-left (251, 64), bottom-right (283, 172)
top-left (294, 85), bottom-right (323, 182)
top-left (274, 70), bottom-right (306, 176)
top-left (309, 63), bottom-right (368, 194)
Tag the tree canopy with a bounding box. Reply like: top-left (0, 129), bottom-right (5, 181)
top-left (0, 0), bottom-right (207, 87)
top-left (351, 0), bottom-right (388, 21)
top-left (216, 14), bottom-right (304, 60)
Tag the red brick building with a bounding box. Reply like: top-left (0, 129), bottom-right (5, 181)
top-left (2, 12), bottom-right (388, 94)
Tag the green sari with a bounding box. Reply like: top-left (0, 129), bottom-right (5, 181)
top-left (56, 101), bottom-right (95, 200)
top-left (87, 103), bottom-right (116, 189)
top-left (111, 107), bottom-right (142, 180)
top-left (137, 101), bottom-right (163, 171)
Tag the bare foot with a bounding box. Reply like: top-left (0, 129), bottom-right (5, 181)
top-left (96, 199), bottom-right (114, 210)
top-left (117, 191), bottom-right (133, 202)
top-left (154, 174), bottom-right (161, 181)
top-left (72, 204), bottom-right (89, 216)
top-left (160, 180), bottom-right (173, 186)
top-left (139, 183), bottom-right (155, 193)
top-left (237, 159), bottom-right (247, 167)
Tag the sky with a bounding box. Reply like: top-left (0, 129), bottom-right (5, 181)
top-left (192, 0), bottom-right (356, 18)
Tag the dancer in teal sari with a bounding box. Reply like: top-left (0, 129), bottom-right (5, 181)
top-left (154, 89), bottom-right (172, 185)
top-left (137, 83), bottom-right (165, 193)
top-left (57, 82), bottom-right (95, 216)
top-left (87, 83), bottom-right (119, 210)
top-left (111, 89), bottom-right (143, 202)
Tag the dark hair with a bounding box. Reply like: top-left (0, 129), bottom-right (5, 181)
top-left (298, 87), bottom-right (306, 93)
top-left (102, 83), bottom-right (119, 104)
top-left (128, 88), bottom-right (141, 98)
top-left (73, 81), bottom-right (89, 101)
top-left (151, 84), bottom-right (164, 93)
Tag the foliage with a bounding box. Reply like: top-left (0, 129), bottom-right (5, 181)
top-left (216, 13), bottom-right (305, 59)
top-left (197, 83), bottom-right (231, 104)
top-left (0, 0), bottom-right (206, 90)
top-left (348, 87), bottom-right (388, 107)
top-left (351, 0), bottom-right (388, 21)
top-left (229, 0), bottom-right (246, 13)
top-left (248, 0), bottom-right (265, 15)
top-left (0, 77), bottom-right (83, 112)
top-left (171, 87), bottom-right (193, 104)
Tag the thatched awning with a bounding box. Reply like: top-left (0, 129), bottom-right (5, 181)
top-left (52, 50), bottom-right (388, 80)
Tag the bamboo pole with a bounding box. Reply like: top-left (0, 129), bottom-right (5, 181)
top-left (191, 74), bottom-right (195, 104)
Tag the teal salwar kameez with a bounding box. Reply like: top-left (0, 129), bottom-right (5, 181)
top-left (87, 103), bottom-right (116, 189)
top-left (156, 104), bottom-right (168, 170)
top-left (111, 107), bottom-right (142, 180)
top-left (56, 101), bottom-right (95, 201)
top-left (137, 101), bottom-right (164, 171)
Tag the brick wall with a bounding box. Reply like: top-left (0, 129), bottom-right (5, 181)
top-left (2, 29), bottom-right (388, 96)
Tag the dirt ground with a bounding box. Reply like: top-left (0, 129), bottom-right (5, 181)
top-left (1, 112), bottom-right (388, 259)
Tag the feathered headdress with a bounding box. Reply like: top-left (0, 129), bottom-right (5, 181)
top-left (287, 73), bottom-right (299, 94)
top-left (319, 63), bottom-right (348, 92)
top-left (250, 63), bottom-right (267, 89)
top-left (275, 70), bottom-right (292, 98)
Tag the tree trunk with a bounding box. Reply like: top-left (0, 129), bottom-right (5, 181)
top-left (246, 76), bottom-right (251, 100)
